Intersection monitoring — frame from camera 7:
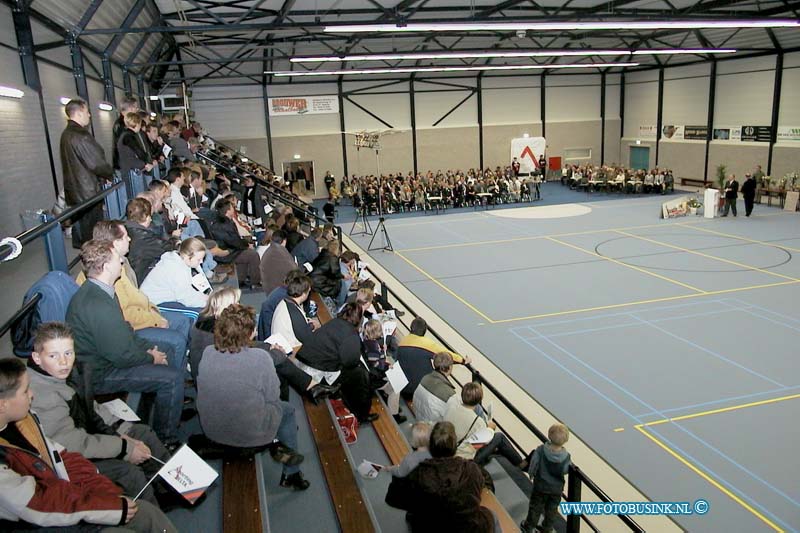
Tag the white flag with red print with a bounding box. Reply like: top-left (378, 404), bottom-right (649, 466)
top-left (510, 137), bottom-right (546, 175)
top-left (157, 445), bottom-right (219, 504)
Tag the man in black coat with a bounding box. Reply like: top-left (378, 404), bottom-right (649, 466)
top-left (721, 174), bottom-right (739, 217)
top-left (60, 99), bottom-right (114, 248)
top-left (112, 96), bottom-right (139, 171)
top-left (740, 173), bottom-right (757, 217)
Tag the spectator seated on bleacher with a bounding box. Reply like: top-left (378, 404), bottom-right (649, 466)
top-left (296, 303), bottom-right (378, 424)
top-left (257, 269), bottom-right (303, 340)
top-left (125, 197), bottom-right (173, 284)
top-left (284, 216), bottom-right (304, 253)
top-left (310, 240), bottom-right (344, 313)
top-left (0, 359), bottom-right (177, 532)
top-left (196, 304), bottom-right (311, 491)
top-left (165, 121), bottom-right (195, 162)
top-left (396, 317), bottom-right (470, 400)
top-left (189, 286), bottom-right (240, 382)
top-left (77, 220), bottom-right (191, 346)
top-left (362, 319), bottom-right (405, 423)
top-left (386, 421), bottom-right (496, 532)
top-left (445, 382), bottom-right (525, 469)
top-left (260, 230), bottom-right (297, 295)
top-left (385, 422), bottom-right (432, 478)
top-left (412, 352), bottom-right (456, 423)
top-left (67, 240), bottom-right (185, 443)
top-left (210, 199), bottom-right (262, 289)
top-left (27, 323), bottom-right (173, 509)
top-left (292, 227), bottom-right (324, 268)
top-left (140, 237), bottom-right (211, 314)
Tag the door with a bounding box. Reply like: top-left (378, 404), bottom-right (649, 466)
top-left (282, 161), bottom-right (315, 195)
top-left (629, 146), bottom-right (650, 170)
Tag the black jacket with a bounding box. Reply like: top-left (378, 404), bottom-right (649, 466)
top-left (210, 215), bottom-right (249, 263)
top-left (112, 115), bottom-right (125, 170)
top-left (724, 179), bottom-right (739, 199)
top-left (126, 221), bottom-right (171, 283)
top-left (117, 129), bottom-right (150, 177)
top-left (60, 120), bottom-right (114, 205)
top-left (285, 230), bottom-right (304, 253)
top-left (296, 318), bottom-right (361, 372)
top-left (741, 177), bottom-right (757, 198)
top-left (292, 236), bottom-right (320, 267)
top-left (310, 250), bottom-right (343, 298)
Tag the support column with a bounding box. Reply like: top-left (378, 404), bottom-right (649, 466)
top-left (136, 76), bottom-right (146, 109)
top-left (477, 73), bottom-right (484, 171)
top-left (338, 78), bottom-right (348, 178)
top-left (410, 76), bottom-right (418, 176)
top-left (122, 67), bottom-right (132, 96)
top-left (600, 71), bottom-right (606, 165)
top-left (262, 81), bottom-right (275, 171)
top-left (620, 72), bottom-right (626, 138)
top-left (12, 0), bottom-right (59, 197)
top-left (767, 53), bottom-right (783, 176)
top-left (101, 55), bottom-right (116, 106)
top-left (655, 68), bottom-right (664, 167)
top-left (541, 72), bottom-right (546, 138)
top-left (703, 60), bottom-right (717, 184)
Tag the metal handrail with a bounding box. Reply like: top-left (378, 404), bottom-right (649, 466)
top-left (0, 181), bottom-right (125, 262)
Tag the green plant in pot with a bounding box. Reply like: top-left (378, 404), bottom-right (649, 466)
top-left (687, 198), bottom-right (702, 215)
top-left (715, 164), bottom-right (727, 208)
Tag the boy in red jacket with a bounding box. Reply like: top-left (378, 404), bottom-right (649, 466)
top-left (0, 358), bottom-right (175, 532)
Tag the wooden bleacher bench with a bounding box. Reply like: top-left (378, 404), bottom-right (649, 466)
top-left (306, 292), bottom-right (376, 533)
top-left (223, 455), bottom-right (263, 532)
top-left (680, 177), bottom-right (706, 188)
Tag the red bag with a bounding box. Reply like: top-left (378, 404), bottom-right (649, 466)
top-left (330, 399), bottom-right (359, 444)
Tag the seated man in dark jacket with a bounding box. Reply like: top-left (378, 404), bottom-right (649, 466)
top-left (386, 421), bottom-right (495, 532)
top-left (292, 227), bottom-right (324, 268)
top-left (210, 199), bottom-right (262, 288)
top-left (259, 230), bottom-right (297, 295)
top-left (125, 197), bottom-right (172, 284)
top-left (66, 240), bottom-right (184, 443)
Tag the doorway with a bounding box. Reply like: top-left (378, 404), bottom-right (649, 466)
top-left (629, 146), bottom-right (650, 170)
top-left (282, 161), bottom-right (315, 196)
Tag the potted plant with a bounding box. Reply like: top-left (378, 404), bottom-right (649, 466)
top-left (687, 198), bottom-right (702, 215)
top-left (716, 164), bottom-right (727, 209)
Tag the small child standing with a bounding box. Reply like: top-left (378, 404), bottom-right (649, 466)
top-left (521, 423), bottom-right (571, 533)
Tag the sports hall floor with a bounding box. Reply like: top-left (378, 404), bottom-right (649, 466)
top-left (345, 185), bottom-right (800, 533)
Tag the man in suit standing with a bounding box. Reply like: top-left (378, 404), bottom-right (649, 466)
top-left (741, 173), bottom-right (757, 217)
top-left (721, 174), bottom-right (739, 217)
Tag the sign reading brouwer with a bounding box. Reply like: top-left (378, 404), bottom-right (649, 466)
top-left (268, 95), bottom-right (339, 116)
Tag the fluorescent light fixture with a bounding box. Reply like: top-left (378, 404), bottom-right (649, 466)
top-left (150, 112), bottom-right (157, 118)
top-left (98, 101), bottom-right (114, 111)
top-left (59, 97), bottom-right (72, 105)
top-left (267, 62), bottom-right (639, 77)
top-left (325, 19), bottom-right (799, 33)
top-left (0, 86), bottom-right (24, 98)
top-left (632, 48), bottom-right (736, 55)
top-left (523, 133), bottom-right (530, 138)
top-left (242, 157), bottom-right (249, 163)
top-left (149, 95), bottom-right (160, 101)
top-left (293, 154), bottom-right (301, 159)
top-left (291, 48), bottom-right (736, 63)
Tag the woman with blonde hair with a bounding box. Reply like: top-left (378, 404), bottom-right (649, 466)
top-left (140, 237), bottom-right (211, 311)
top-left (188, 287), bottom-right (241, 381)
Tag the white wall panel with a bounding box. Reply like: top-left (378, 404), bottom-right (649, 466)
top-left (482, 86), bottom-right (539, 126)
top-left (784, 51), bottom-right (800, 69)
top-left (192, 85), bottom-right (266, 139)
top-left (663, 64), bottom-right (709, 128)
top-left (39, 63), bottom-right (77, 191)
top-left (482, 75), bottom-right (540, 89)
top-left (88, 79), bottom-right (115, 158)
top-left (623, 78), bottom-right (658, 138)
top-left (779, 66), bottom-right (800, 130)
top-left (606, 74), bottom-right (621, 120)
top-left (547, 75), bottom-right (600, 122)
top-left (414, 89), bottom-right (477, 129)
top-left (344, 92), bottom-right (411, 131)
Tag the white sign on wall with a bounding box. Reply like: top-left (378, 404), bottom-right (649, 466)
top-left (268, 95), bottom-right (339, 116)
top-left (777, 126), bottom-right (800, 142)
top-left (510, 137), bottom-right (546, 175)
top-left (638, 125), bottom-right (657, 139)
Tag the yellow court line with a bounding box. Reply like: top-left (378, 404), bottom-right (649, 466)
top-left (546, 236), bottom-right (707, 294)
top-left (615, 230), bottom-right (800, 283)
top-left (490, 280), bottom-right (800, 323)
top-left (634, 426), bottom-right (784, 532)
top-left (393, 251), bottom-right (495, 323)
top-left (641, 393), bottom-right (800, 428)
top-left (395, 221), bottom-right (681, 253)
top-left (678, 223), bottom-right (800, 254)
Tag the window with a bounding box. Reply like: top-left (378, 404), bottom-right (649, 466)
top-left (564, 148), bottom-right (592, 161)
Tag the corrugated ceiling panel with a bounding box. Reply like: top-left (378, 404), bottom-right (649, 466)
top-left (82, 0), bottom-right (136, 51)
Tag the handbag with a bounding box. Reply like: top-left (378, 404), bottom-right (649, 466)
top-left (330, 398), bottom-right (359, 444)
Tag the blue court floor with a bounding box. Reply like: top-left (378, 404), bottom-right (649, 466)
top-left (347, 188), bottom-right (800, 533)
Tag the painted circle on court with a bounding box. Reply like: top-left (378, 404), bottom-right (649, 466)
top-left (594, 232), bottom-right (792, 273)
top-left (488, 203), bottom-right (592, 219)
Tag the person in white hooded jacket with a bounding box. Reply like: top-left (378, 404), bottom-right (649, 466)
top-left (140, 237), bottom-right (210, 310)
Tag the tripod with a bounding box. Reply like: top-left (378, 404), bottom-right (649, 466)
top-left (350, 203), bottom-right (373, 236)
top-left (367, 147), bottom-right (393, 252)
